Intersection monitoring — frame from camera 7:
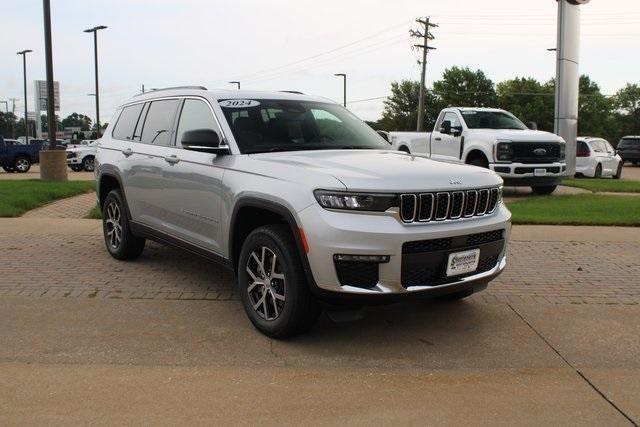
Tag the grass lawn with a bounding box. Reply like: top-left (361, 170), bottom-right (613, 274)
top-left (0, 180), bottom-right (96, 217)
top-left (562, 178), bottom-right (640, 193)
top-left (506, 194), bottom-right (640, 226)
top-left (86, 204), bottom-right (102, 219)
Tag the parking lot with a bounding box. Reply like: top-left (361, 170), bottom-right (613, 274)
top-left (1, 204), bottom-right (639, 424)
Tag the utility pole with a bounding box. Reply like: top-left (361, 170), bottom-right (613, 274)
top-left (16, 49), bottom-right (32, 139)
top-left (84, 25), bottom-right (107, 137)
top-left (410, 17), bottom-right (437, 132)
top-left (141, 84), bottom-right (145, 94)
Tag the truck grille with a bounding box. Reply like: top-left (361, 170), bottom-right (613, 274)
top-left (512, 142), bottom-right (562, 164)
top-left (400, 188), bottom-right (501, 223)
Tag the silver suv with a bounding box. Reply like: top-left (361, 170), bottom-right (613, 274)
top-left (96, 87), bottom-right (511, 337)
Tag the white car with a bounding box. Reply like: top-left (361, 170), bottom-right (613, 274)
top-left (66, 140), bottom-right (98, 172)
top-left (576, 137), bottom-right (623, 179)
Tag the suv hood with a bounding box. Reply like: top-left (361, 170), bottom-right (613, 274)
top-left (250, 150), bottom-right (501, 192)
top-left (468, 129), bottom-right (565, 143)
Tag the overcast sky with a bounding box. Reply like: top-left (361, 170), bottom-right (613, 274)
top-left (1, 0), bottom-right (638, 124)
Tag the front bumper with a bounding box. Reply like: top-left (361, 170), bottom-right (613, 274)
top-left (298, 202), bottom-right (511, 296)
top-left (490, 162), bottom-right (566, 186)
top-left (67, 158), bottom-right (81, 165)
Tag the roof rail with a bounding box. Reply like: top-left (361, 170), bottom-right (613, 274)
top-left (134, 86), bottom-right (207, 96)
top-left (280, 90), bottom-right (304, 95)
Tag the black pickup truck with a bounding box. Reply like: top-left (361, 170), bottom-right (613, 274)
top-left (0, 136), bottom-right (42, 173)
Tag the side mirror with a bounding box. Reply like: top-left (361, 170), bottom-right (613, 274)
top-left (451, 126), bottom-right (463, 137)
top-left (440, 120), bottom-right (452, 135)
top-left (181, 129), bottom-right (228, 154)
top-left (528, 121), bottom-right (538, 131)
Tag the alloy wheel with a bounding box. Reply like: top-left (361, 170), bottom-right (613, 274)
top-left (84, 157), bottom-right (95, 171)
top-left (15, 159), bottom-right (29, 172)
top-left (246, 246), bottom-right (286, 321)
top-left (105, 202), bottom-right (122, 249)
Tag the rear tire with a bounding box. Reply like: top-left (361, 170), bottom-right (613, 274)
top-left (102, 190), bottom-right (145, 260)
top-left (531, 185), bottom-right (557, 195)
top-left (238, 224), bottom-right (320, 338)
top-left (14, 157), bottom-right (31, 173)
top-left (594, 163), bottom-right (602, 178)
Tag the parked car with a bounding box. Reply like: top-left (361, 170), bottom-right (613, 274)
top-left (0, 135), bottom-right (41, 173)
top-left (576, 137), bottom-right (623, 179)
top-left (617, 136), bottom-right (640, 165)
top-left (67, 140), bottom-right (98, 171)
top-left (96, 87), bottom-right (511, 338)
top-left (387, 108), bottom-right (567, 195)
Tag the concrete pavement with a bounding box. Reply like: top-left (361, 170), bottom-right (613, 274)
top-left (0, 297), bottom-right (638, 425)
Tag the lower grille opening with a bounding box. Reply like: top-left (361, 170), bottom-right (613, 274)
top-left (335, 261), bottom-right (379, 289)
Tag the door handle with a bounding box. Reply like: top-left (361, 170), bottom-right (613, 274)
top-left (121, 148), bottom-right (133, 157)
top-left (164, 155), bottom-right (180, 165)
top-left (434, 137), bottom-right (442, 141)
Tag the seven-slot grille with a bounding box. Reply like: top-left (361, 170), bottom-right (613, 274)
top-left (400, 188), bottom-right (501, 223)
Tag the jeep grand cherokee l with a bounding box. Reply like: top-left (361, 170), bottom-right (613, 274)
top-left (96, 87), bottom-right (511, 337)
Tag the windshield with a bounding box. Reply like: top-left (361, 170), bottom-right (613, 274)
top-left (460, 110), bottom-right (527, 130)
top-left (219, 99), bottom-right (389, 154)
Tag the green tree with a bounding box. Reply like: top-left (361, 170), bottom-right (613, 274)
top-left (496, 77), bottom-right (554, 131)
top-left (61, 112), bottom-right (92, 131)
top-left (612, 83), bottom-right (640, 143)
top-left (0, 112), bottom-right (18, 138)
top-left (433, 66), bottom-right (496, 107)
top-left (40, 113), bottom-right (62, 133)
top-left (379, 80), bottom-right (445, 131)
top-left (578, 75), bottom-right (614, 139)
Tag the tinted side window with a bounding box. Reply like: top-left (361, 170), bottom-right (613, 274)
top-left (176, 99), bottom-right (220, 147)
top-left (112, 104), bottom-right (144, 140)
top-left (140, 99), bottom-right (180, 145)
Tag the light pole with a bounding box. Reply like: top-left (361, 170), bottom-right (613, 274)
top-left (83, 25), bottom-right (107, 137)
top-left (229, 81), bottom-right (241, 90)
top-left (334, 73), bottom-right (346, 107)
top-left (16, 49), bottom-right (32, 140)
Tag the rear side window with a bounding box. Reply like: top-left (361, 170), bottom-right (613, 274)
top-left (140, 99), bottom-right (180, 145)
top-left (577, 141), bottom-right (589, 153)
top-left (619, 138), bottom-right (640, 147)
top-left (112, 104), bottom-right (144, 140)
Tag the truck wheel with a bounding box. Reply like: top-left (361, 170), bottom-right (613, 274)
top-left (82, 156), bottom-right (95, 172)
top-left (613, 164), bottom-right (623, 180)
top-left (594, 164), bottom-right (602, 178)
top-left (14, 157), bottom-right (31, 173)
top-left (531, 185), bottom-right (557, 195)
top-left (238, 224), bottom-right (320, 338)
top-left (102, 190), bottom-right (145, 260)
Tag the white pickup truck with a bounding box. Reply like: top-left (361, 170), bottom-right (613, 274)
top-left (386, 108), bottom-right (567, 194)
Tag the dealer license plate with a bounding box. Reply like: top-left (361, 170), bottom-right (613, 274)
top-left (446, 249), bottom-right (481, 277)
top-left (534, 168), bottom-right (547, 176)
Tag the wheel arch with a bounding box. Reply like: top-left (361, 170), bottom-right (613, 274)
top-left (229, 197), bottom-right (315, 286)
top-left (464, 148), bottom-right (490, 165)
top-left (97, 171), bottom-right (132, 219)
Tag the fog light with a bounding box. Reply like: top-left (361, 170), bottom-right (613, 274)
top-left (333, 254), bottom-right (390, 263)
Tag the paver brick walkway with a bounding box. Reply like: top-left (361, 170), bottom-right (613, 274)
top-left (1, 231), bottom-right (638, 305)
top-left (21, 192), bottom-right (96, 218)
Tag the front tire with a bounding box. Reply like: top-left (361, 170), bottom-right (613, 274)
top-left (238, 224), bottom-right (320, 338)
top-left (531, 185), bottom-right (557, 195)
top-left (14, 157), bottom-right (31, 173)
top-left (613, 163), bottom-right (623, 179)
top-left (82, 156), bottom-right (95, 172)
top-left (102, 190), bottom-right (145, 260)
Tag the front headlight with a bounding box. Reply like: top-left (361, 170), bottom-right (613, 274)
top-left (314, 190), bottom-right (397, 212)
top-left (559, 143), bottom-right (566, 160)
top-left (495, 141), bottom-right (513, 162)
